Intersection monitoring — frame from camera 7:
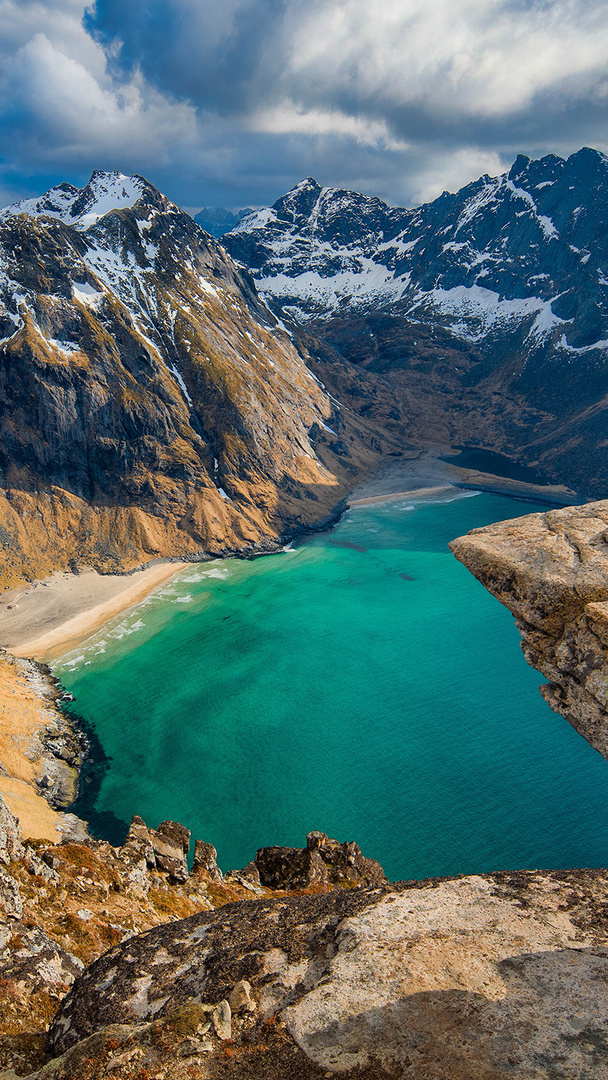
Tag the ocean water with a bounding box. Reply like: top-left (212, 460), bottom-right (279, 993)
top-left (56, 491), bottom-right (608, 881)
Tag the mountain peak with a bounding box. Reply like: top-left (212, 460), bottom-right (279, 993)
top-left (273, 177), bottom-right (323, 222)
top-left (2, 170), bottom-right (150, 231)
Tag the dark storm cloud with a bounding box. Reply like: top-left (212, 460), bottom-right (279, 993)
top-left (86, 0), bottom-right (290, 114)
top-left (1, 0), bottom-right (608, 210)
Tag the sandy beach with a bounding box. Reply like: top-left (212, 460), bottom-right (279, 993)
top-left (0, 448), bottom-right (578, 665)
top-left (0, 560), bottom-right (189, 663)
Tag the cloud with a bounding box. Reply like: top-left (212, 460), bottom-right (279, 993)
top-left (2, 0), bottom-right (608, 209)
top-left (0, 0), bottom-right (196, 174)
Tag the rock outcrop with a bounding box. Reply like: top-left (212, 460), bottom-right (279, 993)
top-left (0, 793), bottom-right (391, 1076)
top-left (42, 868), bottom-right (608, 1079)
top-left (450, 499), bottom-right (608, 762)
top-left (0, 653), bottom-right (87, 842)
top-left (254, 830), bottom-right (386, 890)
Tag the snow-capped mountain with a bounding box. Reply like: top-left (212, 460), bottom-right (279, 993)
top-left (3, 171), bottom-right (147, 231)
top-left (226, 149), bottom-right (608, 350)
top-left (224, 149), bottom-right (608, 498)
top-left (0, 171), bottom-right (381, 585)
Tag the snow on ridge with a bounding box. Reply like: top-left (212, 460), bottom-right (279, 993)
top-left (230, 207), bottom-right (276, 233)
top-left (256, 257), bottom-right (403, 314)
top-left (2, 172), bottom-right (146, 231)
top-left (454, 178), bottom-right (501, 236)
top-left (505, 180), bottom-right (558, 240)
top-left (412, 284), bottom-right (561, 342)
top-left (72, 280), bottom-right (104, 309)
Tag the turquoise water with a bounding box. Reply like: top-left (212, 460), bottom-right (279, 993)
top-left (56, 491), bottom-right (608, 881)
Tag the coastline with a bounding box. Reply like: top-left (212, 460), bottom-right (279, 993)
top-left (0, 446), bottom-right (579, 842)
top-left (0, 560), bottom-right (189, 663)
top-left (0, 448), bottom-right (579, 666)
top-left (347, 448), bottom-right (579, 508)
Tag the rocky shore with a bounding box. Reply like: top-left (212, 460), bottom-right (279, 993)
top-left (0, 653), bottom-right (89, 843)
top-left (450, 499), bottom-right (608, 763)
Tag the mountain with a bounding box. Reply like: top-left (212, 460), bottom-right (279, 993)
top-left (224, 149), bottom-right (608, 498)
top-left (0, 171), bottom-right (385, 586)
top-left (193, 206), bottom-right (254, 238)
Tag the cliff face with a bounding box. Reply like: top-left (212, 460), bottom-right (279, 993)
top-left (0, 172), bottom-right (387, 588)
top-left (450, 500), bottom-right (608, 761)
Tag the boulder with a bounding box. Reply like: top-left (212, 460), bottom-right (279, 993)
top-left (47, 869), bottom-right (608, 1078)
top-left (192, 839), bottom-right (222, 882)
top-left (0, 797), bottom-right (23, 866)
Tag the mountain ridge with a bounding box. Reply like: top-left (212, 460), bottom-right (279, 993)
top-left (224, 148), bottom-right (608, 499)
top-left (0, 170), bottom-right (388, 587)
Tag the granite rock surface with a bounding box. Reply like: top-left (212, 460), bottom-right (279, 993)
top-left (43, 868), bottom-right (608, 1079)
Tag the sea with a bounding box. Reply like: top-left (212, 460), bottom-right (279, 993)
top-left (55, 488), bottom-right (608, 882)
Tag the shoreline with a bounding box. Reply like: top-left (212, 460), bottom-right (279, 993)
top-left (0, 449), bottom-right (579, 666)
top-left (0, 446), bottom-right (580, 841)
top-left (347, 448), bottom-right (579, 509)
top-left (0, 560), bottom-right (189, 663)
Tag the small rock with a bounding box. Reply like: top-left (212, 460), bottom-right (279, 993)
top-left (0, 868), bottom-right (22, 920)
top-left (229, 979), bottom-right (256, 1014)
top-left (0, 797), bottom-right (23, 865)
top-left (212, 999), bottom-right (232, 1040)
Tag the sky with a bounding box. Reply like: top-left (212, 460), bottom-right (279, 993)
top-left (1, 0), bottom-right (608, 213)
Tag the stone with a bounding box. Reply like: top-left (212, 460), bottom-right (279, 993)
top-left (0, 924), bottom-right (83, 992)
top-left (140, 819), bottom-right (191, 882)
top-left (192, 839), bottom-right (222, 882)
top-left (211, 999), bottom-right (231, 1041)
top-left (254, 832), bottom-right (386, 890)
top-left (156, 821), bottom-right (191, 856)
top-left (229, 979), bottom-right (256, 1015)
top-left (0, 868), bottom-right (21, 919)
top-left (47, 870), bottom-right (608, 1078)
top-left (0, 796), bottom-right (23, 866)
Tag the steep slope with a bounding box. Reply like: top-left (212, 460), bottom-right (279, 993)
top-left (450, 500), bottom-right (608, 762)
top-left (0, 172), bottom-right (386, 587)
top-left (225, 150), bottom-right (608, 498)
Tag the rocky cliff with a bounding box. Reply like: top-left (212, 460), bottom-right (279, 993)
top-left (1, 783), bottom-right (607, 1080)
top-left (450, 500), bottom-right (608, 762)
top-left (225, 149), bottom-right (608, 498)
top-left (0, 171), bottom-right (388, 589)
top-left (0, 788), bottom-right (387, 1078)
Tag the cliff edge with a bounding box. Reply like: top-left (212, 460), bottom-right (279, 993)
top-left (450, 500), bottom-right (608, 761)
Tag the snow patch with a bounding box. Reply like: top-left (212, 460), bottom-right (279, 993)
top-left (505, 180), bottom-right (558, 240)
top-left (72, 280), bottom-right (103, 308)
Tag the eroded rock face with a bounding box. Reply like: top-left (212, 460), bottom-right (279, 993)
top-left (450, 500), bottom-right (608, 760)
top-left (47, 869), bottom-right (608, 1078)
top-left (254, 830), bottom-right (387, 890)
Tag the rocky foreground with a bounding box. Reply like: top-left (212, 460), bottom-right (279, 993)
top-left (0, 787), bottom-right (607, 1080)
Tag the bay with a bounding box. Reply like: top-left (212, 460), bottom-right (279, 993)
top-left (56, 490), bottom-right (608, 881)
